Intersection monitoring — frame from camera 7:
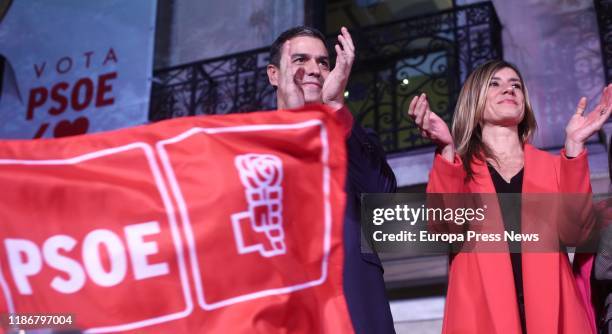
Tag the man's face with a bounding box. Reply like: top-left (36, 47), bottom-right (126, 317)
top-left (270, 36), bottom-right (330, 105)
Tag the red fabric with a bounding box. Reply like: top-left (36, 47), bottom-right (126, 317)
top-left (574, 253), bottom-right (596, 333)
top-left (427, 144), bottom-right (595, 334)
top-left (0, 104), bottom-right (353, 333)
top-left (332, 105), bottom-right (354, 138)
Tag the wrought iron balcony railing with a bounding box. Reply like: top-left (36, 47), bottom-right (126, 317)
top-left (595, 0), bottom-right (612, 85)
top-left (150, 2), bottom-right (502, 153)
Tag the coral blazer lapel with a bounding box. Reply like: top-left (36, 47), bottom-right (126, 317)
top-left (469, 158), bottom-right (523, 334)
top-left (521, 144), bottom-right (561, 334)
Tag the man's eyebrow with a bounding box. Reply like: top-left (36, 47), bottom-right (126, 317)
top-left (291, 53), bottom-right (309, 59)
top-left (290, 53), bottom-right (329, 61)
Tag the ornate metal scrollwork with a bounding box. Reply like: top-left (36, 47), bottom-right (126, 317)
top-left (150, 2), bottom-right (502, 153)
top-left (595, 0), bottom-right (612, 85)
top-left (150, 48), bottom-right (277, 122)
top-left (341, 2), bottom-right (501, 152)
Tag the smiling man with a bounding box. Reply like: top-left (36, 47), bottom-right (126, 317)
top-left (267, 26), bottom-right (397, 333)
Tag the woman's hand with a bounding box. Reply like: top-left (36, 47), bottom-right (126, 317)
top-left (565, 84), bottom-right (612, 157)
top-left (407, 93), bottom-right (455, 162)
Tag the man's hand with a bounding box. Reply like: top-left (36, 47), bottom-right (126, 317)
top-left (277, 40), bottom-right (305, 109)
top-left (408, 93), bottom-right (455, 162)
top-left (321, 27), bottom-right (355, 111)
top-left (565, 84), bottom-right (612, 157)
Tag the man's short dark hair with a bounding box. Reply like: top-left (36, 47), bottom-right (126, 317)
top-left (269, 26), bottom-right (327, 67)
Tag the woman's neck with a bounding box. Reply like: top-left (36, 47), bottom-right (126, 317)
top-left (481, 124), bottom-right (524, 164)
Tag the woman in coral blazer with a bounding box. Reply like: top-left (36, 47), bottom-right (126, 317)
top-left (408, 60), bottom-right (612, 334)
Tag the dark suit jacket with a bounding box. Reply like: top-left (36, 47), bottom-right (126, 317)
top-left (343, 123), bottom-right (397, 334)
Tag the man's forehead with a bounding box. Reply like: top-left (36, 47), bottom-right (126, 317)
top-left (284, 36), bottom-right (329, 57)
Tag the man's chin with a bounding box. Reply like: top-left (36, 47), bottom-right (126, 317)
top-left (304, 94), bottom-right (323, 105)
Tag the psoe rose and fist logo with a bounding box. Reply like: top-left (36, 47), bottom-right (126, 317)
top-left (0, 117), bottom-right (337, 332)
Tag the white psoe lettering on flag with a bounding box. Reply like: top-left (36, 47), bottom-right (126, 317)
top-left (4, 221), bottom-right (169, 295)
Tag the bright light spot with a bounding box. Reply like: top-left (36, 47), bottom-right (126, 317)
top-left (402, 78), bottom-right (409, 85)
top-left (344, 91), bottom-right (349, 98)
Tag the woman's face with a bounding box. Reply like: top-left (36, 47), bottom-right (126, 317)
top-left (482, 67), bottom-right (525, 127)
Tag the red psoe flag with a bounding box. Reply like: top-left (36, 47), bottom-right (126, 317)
top-left (0, 104), bottom-right (352, 333)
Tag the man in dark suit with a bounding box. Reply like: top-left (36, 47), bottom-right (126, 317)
top-left (267, 26), bottom-right (397, 333)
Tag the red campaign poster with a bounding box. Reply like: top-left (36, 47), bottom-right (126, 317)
top-left (0, 104), bottom-right (352, 333)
